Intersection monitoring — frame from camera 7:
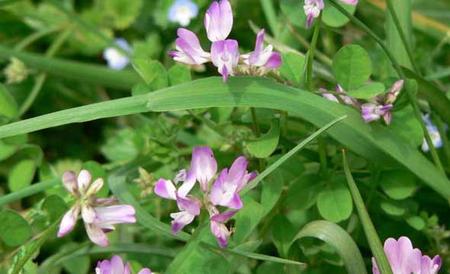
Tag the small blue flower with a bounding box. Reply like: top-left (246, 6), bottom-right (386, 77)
top-left (103, 38), bottom-right (132, 70)
top-left (168, 0), bottom-right (198, 27)
top-left (421, 114), bottom-right (443, 152)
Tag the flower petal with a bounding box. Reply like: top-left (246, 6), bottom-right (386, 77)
top-left (172, 28), bottom-right (210, 65)
top-left (81, 204), bottom-right (97, 224)
top-left (138, 269), bottom-right (153, 274)
top-left (85, 223), bottom-right (109, 247)
top-left (170, 211), bottom-right (196, 233)
top-left (204, 0), bottom-right (233, 42)
top-left (176, 195), bottom-right (201, 216)
top-left (339, 0), bottom-right (358, 5)
top-left (57, 206), bottom-right (80, 237)
top-left (77, 169), bottom-right (92, 194)
top-left (210, 39), bottom-right (240, 82)
top-left (154, 178), bottom-right (177, 200)
top-left (86, 178), bottom-right (104, 197)
top-left (94, 205), bottom-right (136, 226)
top-left (210, 210), bottom-right (237, 223)
top-left (190, 146), bottom-right (217, 191)
top-left (62, 171), bottom-right (78, 194)
top-left (210, 220), bottom-right (231, 248)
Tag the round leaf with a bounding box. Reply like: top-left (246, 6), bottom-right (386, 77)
top-left (380, 170), bottom-right (417, 200)
top-left (246, 119), bottom-right (280, 158)
top-left (279, 52), bottom-right (305, 85)
top-left (317, 178), bottom-right (353, 222)
top-left (332, 44), bottom-right (372, 90)
top-left (322, 0), bottom-right (356, 28)
top-left (0, 210), bottom-right (32, 246)
top-left (8, 159), bottom-right (37, 192)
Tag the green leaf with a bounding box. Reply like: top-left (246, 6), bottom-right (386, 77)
top-left (62, 255), bottom-right (90, 274)
top-left (380, 200), bottom-right (406, 216)
top-left (0, 139), bottom-right (16, 161)
top-left (332, 44), bottom-right (372, 90)
top-left (285, 174), bottom-right (321, 210)
top-left (132, 58), bottom-right (168, 90)
top-left (98, 0), bottom-right (143, 30)
top-left (279, 0), bottom-right (304, 27)
top-left (42, 195), bottom-right (67, 222)
top-left (406, 215), bottom-right (425, 231)
top-left (317, 177), bottom-right (353, 222)
top-left (168, 64), bottom-right (192, 86)
top-left (0, 77), bottom-right (447, 199)
top-left (271, 216), bottom-right (296, 257)
top-left (289, 220), bottom-right (367, 274)
top-left (385, 0), bottom-right (413, 71)
top-left (246, 119), bottom-right (280, 158)
top-left (8, 159), bottom-right (37, 192)
top-left (0, 83), bottom-right (18, 119)
top-left (233, 197), bottom-right (266, 243)
top-left (279, 52), bottom-right (305, 84)
top-left (348, 82), bottom-right (386, 99)
top-left (0, 209), bottom-right (32, 246)
top-left (389, 106), bottom-right (423, 147)
top-left (380, 170), bottom-right (417, 200)
top-left (322, 0), bottom-right (356, 28)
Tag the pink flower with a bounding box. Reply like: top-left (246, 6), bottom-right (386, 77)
top-left (154, 177), bottom-right (201, 233)
top-left (154, 146), bottom-right (256, 248)
top-left (210, 156), bottom-right (256, 209)
top-left (321, 85), bottom-right (357, 106)
top-left (361, 103), bottom-right (393, 124)
top-left (372, 237), bottom-right (441, 274)
top-left (241, 30), bottom-right (281, 69)
top-left (210, 39), bottom-right (240, 81)
top-left (189, 146), bottom-right (218, 192)
top-left (96, 255), bottom-right (152, 274)
top-left (204, 0), bottom-right (233, 42)
top-left (170, 28), bottom-right (210, 65)
top-left (57, 170), bottom-right (136, 247)
top-left (303, 0), bottom-right (358, 28)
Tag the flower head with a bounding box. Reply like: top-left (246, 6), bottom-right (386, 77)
top-left (153, 146), bottom-right (255, 248)
top-left (211, 39), bottom-right (240, 81)
top-left (241, 30), bottom-right (281, 70)
top-left (170, 28), bottom-right (211, 65)
top-left (321, 85), bottom-right (357, 106)
top-left (204, 0), bottom-right (233, 42)
top-left (57, 170), bottom-right (136, 247)
top-left (96, 255), bottom-right (152, 274)
top-left (103, 38), bottom-right (132, 70)
top-left (168, 0), bottom-right (199, 27)
top-left (303, 0), bottom-right (324, 28)
top-left (421, 114), bottom-right (443, 152)
top-left (372, 236), bottom-right (441, 274)
top-left (361, 103), bottom-right (393, 124)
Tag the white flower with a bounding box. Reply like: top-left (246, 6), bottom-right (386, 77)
top-left (103, 38), bottom-right (131, 70)
top-left (168, 0), bottom-right (199, 27)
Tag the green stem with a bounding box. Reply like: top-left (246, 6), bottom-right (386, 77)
top-left (318, 137), bottom-right (328, 175)
top-left (0, 179), bottom-right (59, 207)
top-left (328, 0), bottom-right (446, 176)
top-left (433, 115), bottom-right (450, 167)
top-left (342, 150), bottom-right (393, 274)
top-left (250, 107), bottom-right (261, 137)
top-left (306, 15), bottom-right (321, 91)
top-left (259, 0), bottom-right (279, 37)
top-left (385, 0), bottom-right (420, 74)
top-left (14, 27), bottom-right (60, 51)
top-left (19, 27), bottom-right (73, 116)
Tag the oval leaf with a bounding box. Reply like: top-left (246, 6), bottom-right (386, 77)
top-left (0, 209), bottom-right (32, 246)
top-left (317, 177), bottom-right (353, 222)
top-left (8, 159), bottom-right (37, 192)
top-left (332, 45), bottom-right (372, 90)
top-left (246, 119), bottom-right (280, 158)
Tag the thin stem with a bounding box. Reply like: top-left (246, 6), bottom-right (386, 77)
top-left (306, 15), bottom-right (322, 91)
top-left (342, 150), bottom-right (393, 274)
top-left (318, 137), bottom-right (328, 176)
top-left (14, 27), bottom-right (60, 51)
top-left (384, 0), bottom-right (420, 73)
top-left (19, 27), bottom-right (73, 116)
top-left (250, 107), bottom-right (261, 137)
top-left (328, 0), bottom-right (446, 176)
top-left (259, 0), bottom-right (279, 37)
top-left (0, 179), bottom-right (59, 207)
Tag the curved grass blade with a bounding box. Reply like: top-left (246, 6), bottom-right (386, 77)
top-left (0, 179), bottom-right (59, 207)
top-left (343, 150), bottom-right (393, 274)
top-left (0, 77), bottom-right (447, 198)
top-left (289, 220), bottom-right (367, 274)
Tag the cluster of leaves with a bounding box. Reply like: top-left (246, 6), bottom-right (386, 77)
top-left (0, 0), bottom-right (449, 273)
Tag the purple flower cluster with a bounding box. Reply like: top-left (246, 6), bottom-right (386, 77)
top-left (303, 0), bottom-right (358, 28)
top-left (372, 237), bottom-right (442, 274)
top-left (57, 170), bottom-right (136, 247)
top-left (154, 146), bottom-right (256, 248)
top-left (321, 80), bottom-right (404, 125)
top-left (170, 0), bottom-right (281, 81)
top-left (96, 255), bottom-right (152, 274)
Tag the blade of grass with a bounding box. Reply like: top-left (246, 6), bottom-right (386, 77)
top-left (342, 150), bottom-right (393, 274)
top-left (288, 220), bottom-right (367, 274)
top-left (0, 179), bottom-right (59, 207)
